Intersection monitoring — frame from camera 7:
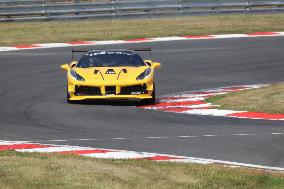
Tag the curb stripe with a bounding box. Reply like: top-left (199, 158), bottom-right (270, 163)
top-left (227, 112), bottom-right (284, 120)
top-left (0, 140), bottom-right (283, 171)
top-left (1, 31), bottom-right (284, 52)
top-left (247, 32), bottom-right (279, 36)
top-left (83, 151), bottom-right (155, 159)
top-left (58, 149), bottom-right (115, 155)
top-left (156, 107), bottom-right (214, 113)
top-left (138, 155), bottom-right (185, 161)
top-left (68, 41), bottom-right (95, 45)
top-left (13, 44), bottom-right (41, 49)
top-left (184, 35), bottom-right (213, 39)
top-left (125, 38), bottom-right (152, 42)
top-left (0, 143), bottom-right (52, 150)
top-left (142, 100), bottom-right (205, 108)
top-left (16, 146), bottom-right (91, 153)
top-left (138, 84), bottom-right (284, 121)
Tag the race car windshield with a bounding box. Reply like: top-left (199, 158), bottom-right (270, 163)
top-left (76, 52), bottom-right (146, 68)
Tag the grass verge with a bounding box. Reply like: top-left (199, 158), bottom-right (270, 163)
top-left (0, 14), bottom-right (284, 46)
top-left (206, 83), bottom-right (284, 114)
top-left (0, 150), bottom-right (283, 189)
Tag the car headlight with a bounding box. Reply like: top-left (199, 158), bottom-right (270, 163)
top-left (136, 68), bottom-right (152, 80)
top-left (70, 70), bottom-right (85, 81)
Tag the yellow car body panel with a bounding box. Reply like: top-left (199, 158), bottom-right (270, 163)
top-left (61, 53), bottom-right (160, 102)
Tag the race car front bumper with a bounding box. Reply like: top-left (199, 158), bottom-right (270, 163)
top-left (68, 82), bottom-right (154, 101)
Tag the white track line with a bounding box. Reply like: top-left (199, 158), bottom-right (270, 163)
top-left (22, 132), bottom-right (284, 143)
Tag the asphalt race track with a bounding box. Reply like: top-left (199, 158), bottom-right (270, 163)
top-left (0, 37), bottom-right (284, 168)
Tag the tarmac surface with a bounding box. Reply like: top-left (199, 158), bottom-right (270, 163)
top-left (0, 36), bottom-right (283, 167)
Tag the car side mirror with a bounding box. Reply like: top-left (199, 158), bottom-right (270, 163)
top-left (152, 62), bottom-right (161, 69)
top-left (60, 64), bottom-right (69, 71)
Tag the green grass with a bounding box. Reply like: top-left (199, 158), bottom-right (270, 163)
top-left (1, 14), bottom-right (284, 46)
top-left (0, 150), bottom-right (283, 189)
top-left (206, 83), bottom-right (284, 114)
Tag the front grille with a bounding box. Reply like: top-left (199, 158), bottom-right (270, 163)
top-left (120, 84), bottom-right (147, 95)
top-left (75, 86), bottom-right (101, 96)
top-left (105, 86), bottom-right (116, 95)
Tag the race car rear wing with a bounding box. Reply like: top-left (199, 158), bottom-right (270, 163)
top-left (71, 48), bottom-right (151, 60)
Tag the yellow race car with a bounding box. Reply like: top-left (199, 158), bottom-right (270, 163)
top-left (60, 49), bottom-right (161, 104)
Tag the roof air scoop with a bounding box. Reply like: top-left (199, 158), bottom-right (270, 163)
top-left (105, 69), bottom-right (116, 74)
